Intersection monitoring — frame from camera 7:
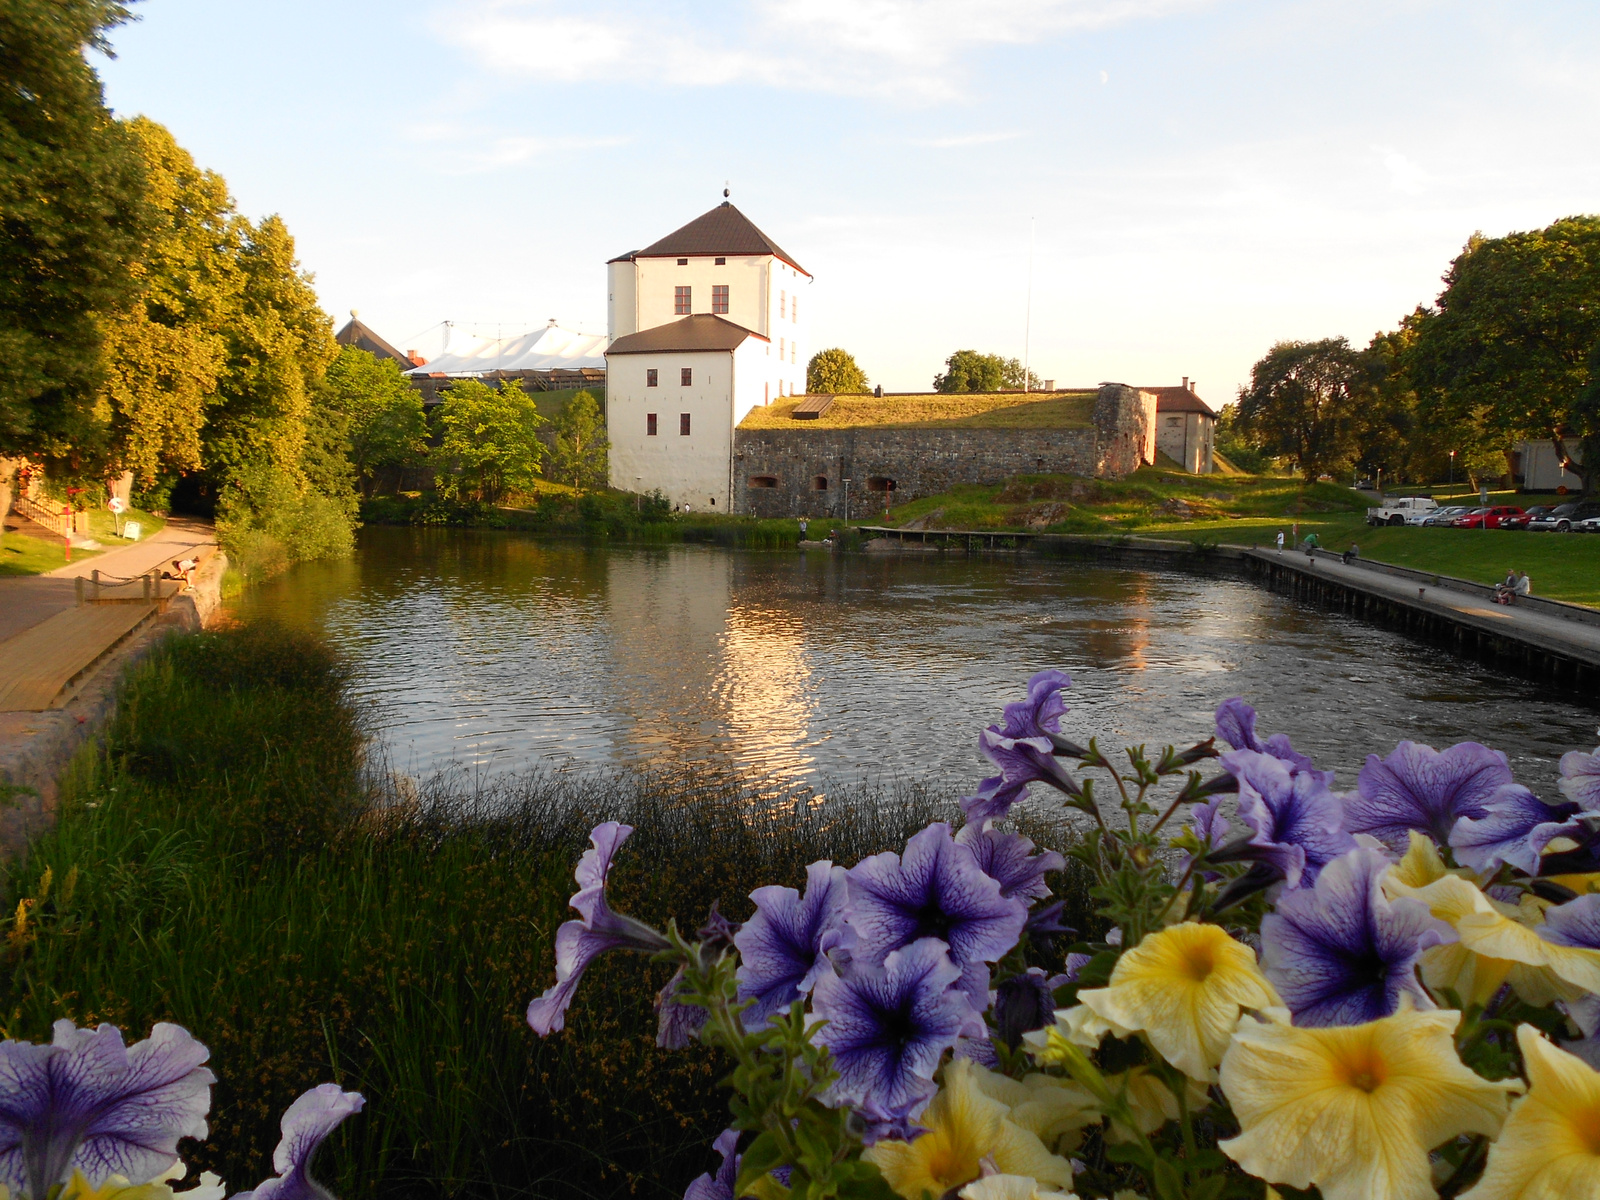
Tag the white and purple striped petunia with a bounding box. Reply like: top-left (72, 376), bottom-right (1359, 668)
top-left (0, 1020), bottom-right (214, 1200)
top-left (1559, 739), bottom-right (1600, 810)
top-left (810, 938), bottom-right (980, 1112)
top-left (733, 859), bottom-right (849, 1029)
top-left (954, 824), bottom-right (1064, 903)
top-left (682, 1128), bottom-right (740, 1200)
top-left (1214, 698), bottom-right (1316, 773)
top-left (1343, 739), bottom-right (1514, 849)
top-left (1259, 847), bottom-right (1454, 1027)
top-left (1221, 748), bottom-right (1355, 888)
top-left (526, 823), bottom-right (672, 1036)
top-left (232, 1084), bottom-right (364, 1200)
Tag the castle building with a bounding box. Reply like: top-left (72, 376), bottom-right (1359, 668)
top-left (605, 203), bottom-right (810, 509)
top-left (1145, 380), bottom-right (1216, 473)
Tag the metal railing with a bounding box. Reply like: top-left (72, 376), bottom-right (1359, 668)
top-left (15, 493), bottom-right (72, 537)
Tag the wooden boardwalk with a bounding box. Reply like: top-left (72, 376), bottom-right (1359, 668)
top-left (0, 603), bottom-right (159, 712)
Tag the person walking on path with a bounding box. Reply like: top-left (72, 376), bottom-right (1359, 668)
top-left (1276, 530), bottom-right (1285, 553)
top-left (799, 517), bottom-right (809, 541)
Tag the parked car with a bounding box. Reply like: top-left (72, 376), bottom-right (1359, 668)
top-left (1453, 506), bottom-right (1525, 529)
top-left (1527, 501), bottom-right (1600, 532)
top-left (1576, 514), bottom-right (1600, 534)
top-left (1421, 506), bottom-right (1471, 527)
top-left (1499, 506), bottom-right (1553, 530)
top-left (1366, 496), bottom-right (1438, 526)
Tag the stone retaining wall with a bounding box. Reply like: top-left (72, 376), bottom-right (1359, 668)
top-left (733, 384), bottom-right (1155, 519)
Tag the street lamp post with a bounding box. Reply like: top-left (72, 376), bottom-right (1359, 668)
top-left (1449, 450), bottom-right (1456, 487)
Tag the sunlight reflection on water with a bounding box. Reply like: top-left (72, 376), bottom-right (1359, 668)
top-left (232, 529), bottom-right (1600, 797)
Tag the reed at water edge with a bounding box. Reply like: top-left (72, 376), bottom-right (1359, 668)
top-left (0, 622), bottom-right (1098, 1200)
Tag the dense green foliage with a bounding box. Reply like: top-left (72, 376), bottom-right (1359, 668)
top-left (321, 347), bottom-right (427, 496)
top-left (805, 347), bottom-right (870, 395)
top-left (1233, 338), bottom-right (1365, 481)
top-left (0, 0), bottom-right (145, 455)
top-left (547, 389), bottom-right (608, 489)
top-left (0, 622), bottom-right (1096, 1198)
top-left (433, 378), bottom-right (548, 503)
top-left (932, 350), bottom-right (1041, 393)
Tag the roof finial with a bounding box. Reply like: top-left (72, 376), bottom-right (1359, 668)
top-left (350, 308), bottom-right (359, 318)
top-left (723, 180), bottom-right (730, 200)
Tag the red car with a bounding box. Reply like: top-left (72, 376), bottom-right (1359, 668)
top-left (1452, 506), bottom-right (1526, 529)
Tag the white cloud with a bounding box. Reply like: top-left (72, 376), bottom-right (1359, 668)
top-left (434, 0), bottom-right (1211, 100)
top-left (1375, 146), bottom-right (1428, 195)
top-left (403, 120), bottom-right (629, 170)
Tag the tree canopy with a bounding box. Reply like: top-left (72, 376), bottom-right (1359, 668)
top-left (549, 390), bottom-right (608, 490)
top-left (320, 346), bottom-right (427, 496)
top-left (433, 379), bottom-right (547, 504)
top-left (1235, 339), bottom-right (1365, 482)
top-left (0, 0), bottom-right (146, 455)
top-left (806, 348), bottom-right (869, 395)
top-left (933, 350), bottom-right (1042, 393)
top-left (1408, 217), bottom-right (1600, 491)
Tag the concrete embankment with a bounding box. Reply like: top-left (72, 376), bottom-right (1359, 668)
top-left (0, 539), bottom-right (227, 856)
top-left (861, 526), bottom-right (1600, 692)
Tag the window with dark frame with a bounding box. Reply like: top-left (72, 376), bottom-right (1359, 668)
top-left (677, 258), bottom-right (688, 265)
top-left (680, 413), bottom-right (691, 436)
top-left (646, 413), bottom-right (657, 436)
top-left (681, 367), bottom-right (693, 386)
top-left (675, 286), bottom-right (691, 315)
top-left (750, 475), bottom-right (778, 489)
top-left (647, 368), bottom-right (658, 387)
top-left (712, 285), bottom-right (729, 314)
top-left (715, 257), bottom-right (726, 265)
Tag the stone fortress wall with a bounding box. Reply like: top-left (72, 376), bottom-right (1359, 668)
top-left (732, 384), bottom-right (1156, 519)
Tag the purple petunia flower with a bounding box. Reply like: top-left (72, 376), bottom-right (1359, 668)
top-left (734, 860), bottom-right (848, 1029)
top-left (994, 670), bottom-right (1073, 741)
top-left (1219, 749), bottom-right (1355, 888)
top-left (655, 968), bottom-right (709, 1049)
top-left (1560, 743), bottom-right (1600, 810)
top-left (234, 1084), bottom-right (365, 1200)
top-left (1538, 893), bottom-right (1600, 951)
top-left (853, 1097), bottom-right (930, 1146)
top-left (1449, 786), bottom-right (1582, 875)
top-left (993, 968), bottom-right (1067, 1050)
top-left (1214, 698), bottom-right (1315, 772)
top-left (954, 824), bottom-right (1064, 903)
top-left (811, 939), bottom-right (981, 1111)
top-left (0, 1020), bottom-right (214, 1200)
top-left (961, 732), bottom-right (1082, 824)
top-left (1343, 740), bottom-right (1514, 849)
top-left (683, 1128), bottom-right (740, 1200)
top-left (843, 824), bottom-right (1028, 971)
top-left (527, 823), bottom-right (672, 1036)
top-left (1259, 847), bottom-right (1454, 1027)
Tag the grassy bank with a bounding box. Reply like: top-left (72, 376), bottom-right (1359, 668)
top-left (0, 507), bottom-right (167, 576)
top-left (0, 623), bottom-right (1093, 1198)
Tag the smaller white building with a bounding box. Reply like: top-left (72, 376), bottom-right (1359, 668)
top-left (606, 315), bottom-right (771, 510)
top-left (1514, 440), bottom-right (1585, 491)
top-left (1145, 381), bottom-right (1216, 473)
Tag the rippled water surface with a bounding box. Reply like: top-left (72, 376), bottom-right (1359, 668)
top-left (233, 528), bottom-right (1600, 794)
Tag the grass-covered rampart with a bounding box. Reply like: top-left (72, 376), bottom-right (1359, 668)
top-left (0, 623), bottom-right (1093, 1198)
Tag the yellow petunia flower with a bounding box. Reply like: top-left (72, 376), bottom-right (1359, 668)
top-left (958, 1174), bottom-right (1079, 1200)
top-left (1459, 1025), bottom-right (1600, 1200)
top-left (58, 1167), bottom-right (226, 1200)
top-left (864, 1059), bottom-right (1077, 1200)
top-left (1383, 871), bottom-right (1593, 1005)
top-left (1102, 1067), bottom-right (1210, 1144)
top-left (1219, 1006), bottom-right (1514, 1200)
top-left (962, 1062), bottom-right (1100, 1152)
top-left (1076, 922), bottom-right (1280, 1081)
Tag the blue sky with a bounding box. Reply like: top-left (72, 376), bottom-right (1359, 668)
top-left (97, 0), bottom-right (1600, 399)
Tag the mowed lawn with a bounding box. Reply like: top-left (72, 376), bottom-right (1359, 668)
top-left (0, 507), bottom-right (166, 576)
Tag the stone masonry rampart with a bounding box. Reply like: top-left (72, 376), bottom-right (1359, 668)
top-left (733, 383), bottom-right (1154, 519)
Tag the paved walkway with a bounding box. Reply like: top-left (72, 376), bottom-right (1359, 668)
top-left (1247, 548), bottom-right (1600, 668)
top-left (0, 517), bottom-right (215, 643)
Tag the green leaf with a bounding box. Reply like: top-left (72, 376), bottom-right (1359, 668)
top-left (734, 1132), bottom-right (786, 1198)
top-left (1150, 1156), bottom-right (1184, 1200)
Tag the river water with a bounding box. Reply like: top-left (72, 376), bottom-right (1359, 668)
top-left (233, 528), bottom-right (1600, 798)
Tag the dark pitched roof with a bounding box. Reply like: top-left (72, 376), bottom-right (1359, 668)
top-left (335, 317), bottom-right (412, 366)
top-left (605, 314), bottom-right (767, 355)
top-left (610, 203), bottom-right (809, 276)
top-left (1143, 386), bottom-right (1216, 418)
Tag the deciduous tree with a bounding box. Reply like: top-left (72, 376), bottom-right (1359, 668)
top-left (934, 350), bottom-right (1007, 393)
top-left (1235, 339), bottom-right (1364, 482)
top-left (549, 390), bottom-right (608, 490)
top-left (320, 346), bottom-right (426, 496)
top-left (0, 0), bottom-right (146, 456)
top-left (1408, 217), bottom-right (1600, 494)
top-left (432, 379), bottom-right (546, 504)
top-left (806, 348), bottom-right (869, 394)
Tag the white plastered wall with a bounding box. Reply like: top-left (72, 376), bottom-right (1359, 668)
top-left (630, 255), bottom-right (771, 338)
top-left (606, 349), bottom-right (737, 510)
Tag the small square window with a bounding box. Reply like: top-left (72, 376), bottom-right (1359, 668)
top-left (647, 368), bottom-right (658, 387)
top-left (792, 296), bottom-right (798, 322)
top-left (780, 290), bottom-right (786, 319)
top-left (715, 256), bottom-right (726, 265)
top-left (675, 286), bottom-right (691, 315)
top-left (712, 285), bottom-right (729, 314)
top-left (680, 413), bottom-right (691, 436)
top-left (677, 258), bottom-right (688, 266)
top-left (681, 367), bottom-right (693, 386)
top-left (647, 413), bottom-right (658, 436)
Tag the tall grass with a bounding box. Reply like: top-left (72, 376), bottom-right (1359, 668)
top-left (0, 623), bottom-right (1096, 1199)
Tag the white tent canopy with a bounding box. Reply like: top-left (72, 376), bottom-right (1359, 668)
top-left (407, 322), bottom-right (607, 376)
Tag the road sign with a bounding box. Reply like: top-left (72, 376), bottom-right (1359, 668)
top-left (108, 497), bottom-right (126, 514)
